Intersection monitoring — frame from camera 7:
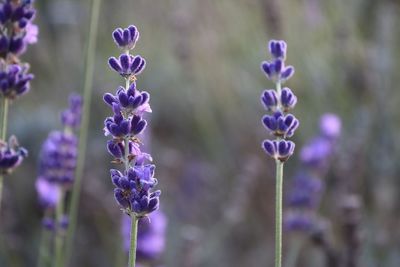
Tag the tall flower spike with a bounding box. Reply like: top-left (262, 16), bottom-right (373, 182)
top-left (36, 93), bottom-right (82, 235)
top-left (104, 25), bottom-right (160, 267)
top-left (0, 0), bottom-right (38, 212)
top-left (260, 40), bottom-right (297, 267)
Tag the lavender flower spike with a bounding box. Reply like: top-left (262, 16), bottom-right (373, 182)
top-left (260, 39), bottom-right (298, 267)
top-left (104, 25), bottom-right (160, 267)
top-left (36, 93), bottom-right (82, 231)
top-left (0, 0), bottom-right (37, 212)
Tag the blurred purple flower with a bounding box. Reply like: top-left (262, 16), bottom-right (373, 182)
top-left (37, 94), bottom-right (81, 185)
top-left (300, 137), bottom-right (332, 169)
top-left (286, 173), bottom-right (323, 209)
top-left (35, 177), bottom-right (61, 209)
top-left (284, 210), bottom-right (314, 232)
top-left (38, 131), bottom-right (78, 185)
top-left (319, 113), bottom-right (341, 139)
top-left (60, 93), bottom-right (82, 129)
top-left (24, 22), bottom-right (38, 45)
top-left (0, 0), bottom-right (37, 56)
top-left (285, 114), bottom-right (342, 234)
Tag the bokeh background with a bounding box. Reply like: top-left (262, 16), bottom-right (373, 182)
top-left (1, 0), bottom-right (400, 266)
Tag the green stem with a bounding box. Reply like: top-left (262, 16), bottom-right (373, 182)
top-left (1, 97), bottom-right (8, 140)
top-left (64, 0), bottom-right (101, 265)
top-left (37, 227), bottom-right (51, 267)
top-left (128, 215), bottom-right (138, 267)
top-left (0, 97), bottom-right (9, 216)
top-left (275, 160), bottom-right (284, 267)
top-left (53, 191), bottom-right (65, 267)
top-left (123, 53), bottom-right (138, 267)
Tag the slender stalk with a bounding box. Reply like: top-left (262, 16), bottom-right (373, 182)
top-left (53, 191), bottom-right (65, 267)
top-left (64, 0), bottom-right (101, 265)
top-left (128, 215), bottom-right (138, 267)
top-left (275, 160), bottom-right (284, 267)
top-left (37, 227), bottom-right (51, 267)
top-left (0, 97), bottom-right (9, 215)
top-left (123, 50), bottom-right (139, 267)
top-left (1, 97), bottom-right (8, 140)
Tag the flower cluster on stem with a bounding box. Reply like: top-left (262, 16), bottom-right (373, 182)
top-left (0, 0), bottom-right (37, 211)
top-left (260, 40), bottom-right (297, 267)
top-left (35, 94), bottom-right (82, 267)
top-left (104, 25), bottom-right (160, 267)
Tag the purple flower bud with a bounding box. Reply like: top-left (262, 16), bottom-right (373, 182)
top-left (261, 89), bottom-right (278, 111)
top-left (274, 59), bottom-right (283, 73)
top-left (261, 61), bottom-right (272, 78)
top-left (262, 140), bottom-right (295, 162)
top-left (262, 112), bottom-right (299, 138)
top-left (0, 63), bottom-right (34, 99)
top-left (112, 25), bottom-right (140, 50)
top-left (108, 57), bottom-right (122, 72)
top-left (9, 37), bottom-right (25, 55)
top-left (269, 40), bottom-right (287, 59)
top-left (114, 188), bottom-right (131, 209)
top-left (0, 136), bottom-right (27, 174)
top-left (108, 54), bottom-right (146, 78)
top-left (319, 113), bottom-right (341, 139)
top-left (280, 66), bottom-right (295, 81)
top-left (280, 87), bottom-right (297, 111)
top-left (107, 140), bottom-right (124, 159)
top-left (103, 92), bottom-right (117, 106)
top-left (61, 93), bottom-right (82, 128)
top-left (130, 115), bottom-right (147, 135)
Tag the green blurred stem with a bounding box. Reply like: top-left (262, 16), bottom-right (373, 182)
top-left (63, 0), bottom-right (101, 265)
top-left (1, 97), bottom-right (8, 140)
top-left (53, 191), bottom-right (65, 267)
top-left (275, 160), bottom-right (284, 267)
top-left (123, 60), bottom-right (138, 267)
top-left (0, 97), bottom-right (9, 216)
top-left (37, 227), bottom-right (51, 267)
top-left (128, 215), bottom-right (138, 267)
top-left (284, 236), bottom-right (303, 267)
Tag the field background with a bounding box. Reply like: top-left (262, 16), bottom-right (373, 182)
top-left (1, 0), bottom-right (400, 266)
